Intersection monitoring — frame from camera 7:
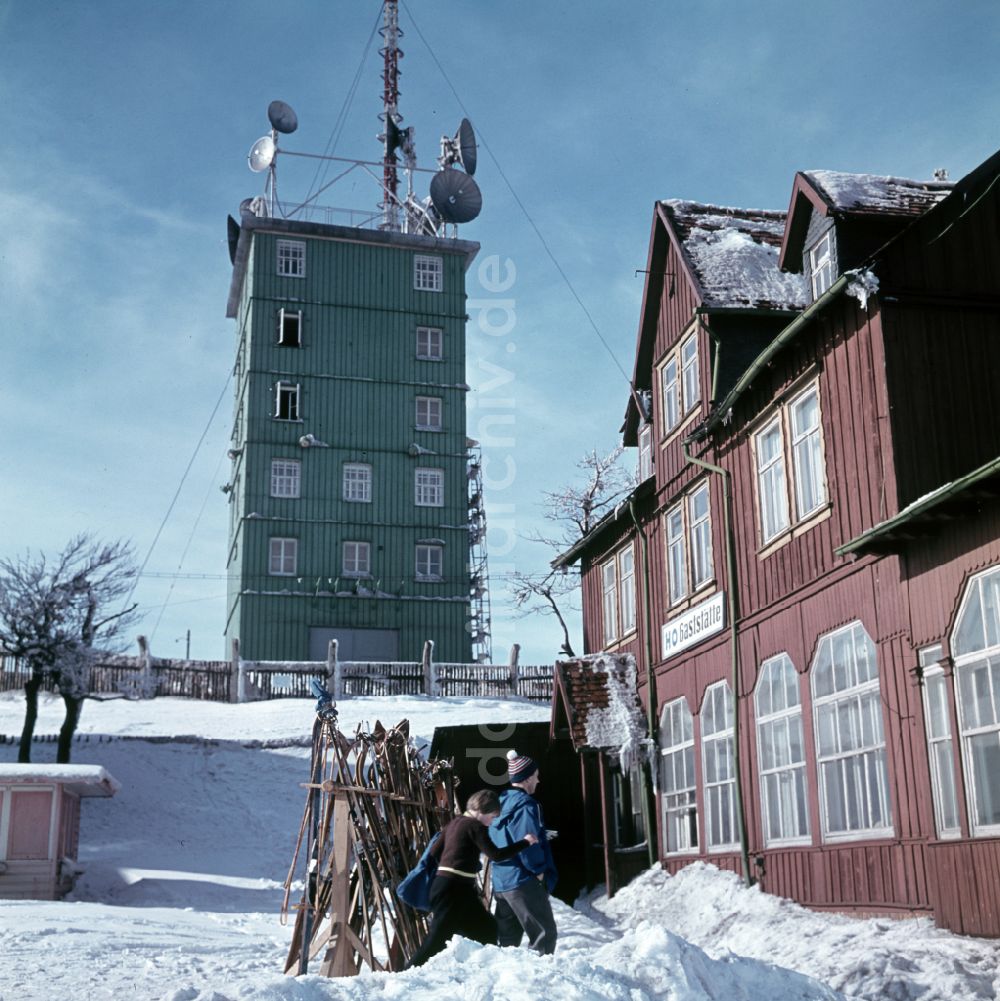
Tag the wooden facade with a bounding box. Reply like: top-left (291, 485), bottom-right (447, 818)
top-left (557, 150), bottom-right (1000, 936)
top-left (0, 765), bottom-right (119, 900)
top-left (225, 214), bottom-right (479, 663)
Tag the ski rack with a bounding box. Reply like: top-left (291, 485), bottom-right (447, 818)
top-left (281, 708), bottom-right (458, 976)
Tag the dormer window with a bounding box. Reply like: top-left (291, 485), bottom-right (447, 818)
top-left (808, 231), bottom-right (835, 298)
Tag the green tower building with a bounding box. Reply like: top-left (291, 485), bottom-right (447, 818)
top-left (224, 215), bottom-right (480, 662)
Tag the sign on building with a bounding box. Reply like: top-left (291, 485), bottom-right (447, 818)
top-left (661, 591), bottom-right (725, 660)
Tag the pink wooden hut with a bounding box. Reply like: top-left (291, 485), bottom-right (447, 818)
top-left (0, 764), bottom-right (120, 899)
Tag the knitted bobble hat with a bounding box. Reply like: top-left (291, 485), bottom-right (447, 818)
top-left (506, 748), bottom-right (538, 784)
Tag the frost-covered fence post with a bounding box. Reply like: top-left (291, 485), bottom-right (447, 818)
top-left (422, 640), bottom-right (437, 697)
top-left (136, 634), bottom-right (157, 699)
top-left (327, 639), bottom-right (341, 700)
top-left (229, 638), bottom-right (243, 704)
top-left (508, 643), bottom-right (521, 697)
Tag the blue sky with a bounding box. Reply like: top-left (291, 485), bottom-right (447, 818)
top-left (1, 0), bottom-right (997, 665)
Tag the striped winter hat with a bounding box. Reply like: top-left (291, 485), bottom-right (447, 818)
top-left (506, 748), bottom-right (538, 784)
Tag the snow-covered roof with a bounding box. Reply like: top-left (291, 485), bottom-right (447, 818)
top-left (661, 201), bottom-right (809, 311)
top-left (802, 170), bottom-right (953, 217)
top-left (0, 763), bottom-right (120, 797)
top-left (553, 653), bottom-right (647, 769)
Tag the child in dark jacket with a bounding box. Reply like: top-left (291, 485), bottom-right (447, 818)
top-left (405, 788), bottom-right (537, 968)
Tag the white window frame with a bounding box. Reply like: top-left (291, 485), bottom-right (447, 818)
top-left (342, 541), bottom-right (371, 578)
top-left (276, 239), bottom-right (305, 278)
top-left (666, 503), bottom-right (687, 606)
top-left (415, 544), bottom-right (444, 581)
top-left (416, 325), bottom-right (443, 360)
top-left (754, 417), bottom-right (790, 544)
top-left (415, 396), bottom-right (443, 431)
top-left (665, 481), bottom-right (713, 606)
top-left (789, 384), bottom-right (826, 520)
top-left (808, 231), bottom-right (834, 299)
top-left (414, 254), bottom-right (443, 292)
top-left (270, 459), bottom-right (301, 499)
top-left (952, 567), bottom-right (1000, 837)
top-left (414, 468), bottom-right (444, 507)
top-left (638, 423), bottom-right (653, 481)
top-left (811, 621), bottom-right (893, 841)
top-left (274, 381), bottom-right (300, 421)
top-left (278, 308), bottom-right (302, 347)
top-left (661, 357), bottom-right (680, 435)
top-left (701, 681), bottom-right (739, 851)
top-left (342, 463), bottom-right (372, 503)
top-left (618, 546), bottom-right (636, 636)
top-left (659, 698), bottom-right (698, 855)
top-left (268, 537), bottom-right (297, 576)
top-left (681, 332), bottom-right (700, 413)
top-left (753, 379), bottom-right (827, 547)
top-left (919, 644), bottom-right (961, 839)
top-left (755, 653), bottom-right (811, 847)
top-left (602, 557), bottom-right (619, 645)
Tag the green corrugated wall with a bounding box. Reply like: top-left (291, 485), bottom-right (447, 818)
top-left (224, 226), bottom-right (476, 662)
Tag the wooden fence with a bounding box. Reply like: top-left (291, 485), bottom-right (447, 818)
top-left (1, 641), bottom-right (554, 705)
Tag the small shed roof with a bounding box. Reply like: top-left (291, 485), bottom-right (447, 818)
top-left (661, 200), bottom-right (809, 311)
top-left (551, 654), bottom-right (647, 768)
top-left (0, 764), bottom-right (121, 798)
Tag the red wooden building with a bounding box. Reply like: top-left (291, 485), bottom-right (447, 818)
top-left (555, 149), bottom-right (1000, 936)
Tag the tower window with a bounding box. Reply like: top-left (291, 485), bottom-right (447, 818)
top-left (414, 255), bottom-right (443, 292)
top-left (342, 541), bottom-right (371, 577)
top-left (415, 468), bottom-right (444, 507)
top-left (416, 544), bottom-right (444, 580)
top-left (278, 308), bottom-right (302, 347)
top-left (417, 325), bottom-right (443, 360)
top-left (277, 240), bottom-right (305, 278)
top-left (270, 459), bottom-right (301, 498)
top-left (274, 382), bottom-right (300, 421)
top-left (343, 463), bottom-right (372, 503)
top-left (415, 396), bottom-right (443, 431)
top-left (269, 537), bottom-right (297, 576)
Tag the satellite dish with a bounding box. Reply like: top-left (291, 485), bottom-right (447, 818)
top-left (384, 116), bottom-right (402, 158)
top-left (267, 100), bottom-right (298, 134)
top-left (227, 215), bottom-right (240, 264)
top-left (248, 135), bottom-right (276, 172)
top-left (430, 168), bottom-right (482, 224)
top-left (457, 118), bottom-right (477, 176)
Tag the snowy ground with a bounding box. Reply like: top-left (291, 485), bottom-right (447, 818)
top-left (1, 692), bottom-right (998, 1001)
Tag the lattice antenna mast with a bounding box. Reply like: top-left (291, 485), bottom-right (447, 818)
top-left (379, 0), bottom-right (403, 231)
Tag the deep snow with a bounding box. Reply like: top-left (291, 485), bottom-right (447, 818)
top-left (0, 692), bottom-right (997, 1001)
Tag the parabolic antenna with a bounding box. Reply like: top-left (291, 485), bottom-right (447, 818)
top-left (248, 134), bottom-right (276, 173)
top-left (267, 100), bottom-right (298, 134)
top-left (430, 168), bottom-right (482, 224)
top-left (457, 118), bottom-right (477, 176)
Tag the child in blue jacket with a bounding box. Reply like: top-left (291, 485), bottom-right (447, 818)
top-left (488, 749), bottom-right (558, 954)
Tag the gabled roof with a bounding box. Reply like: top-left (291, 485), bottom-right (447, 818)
top-left (551, 654), bottom-right (647, 763)
top-left (661, 201), bottom-right (810, 312)
top-left (779, 170), bottom-right (953, 271)
top-left (713, 145), bottom-right (1000, 435)
top-left (836, 454), bottom-right (1000, 557)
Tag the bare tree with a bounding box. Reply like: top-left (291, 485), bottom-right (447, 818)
top-left (512, 446), bottom-right (635, 657)
top-left (0, 535), bottom-right (139, 762)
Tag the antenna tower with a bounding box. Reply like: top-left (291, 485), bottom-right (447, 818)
top-left (379, 0), bottom-right (403, 231)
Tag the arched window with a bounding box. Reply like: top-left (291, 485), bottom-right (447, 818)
top-left (701, 682), bottom-right (737, 851)
top-left (755, 654), bottom-right (810, 845)
top-left (659, 698), bottom-right (697, 854)
top-left (952, 567), bottom-right (1000, 836)
top-left (811, 622), bottom-right (892, 839)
